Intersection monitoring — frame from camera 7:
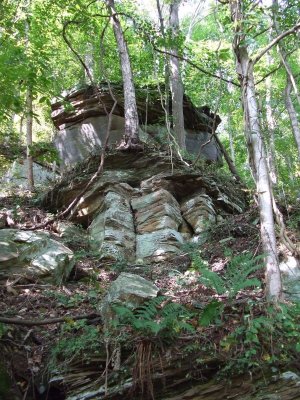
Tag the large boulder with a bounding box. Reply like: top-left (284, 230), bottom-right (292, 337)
top-left (279, 255), bottom-right (300, 301)
top-left (51, 84), bottom-right (222, 169)
top-left (0, 229), bottom-right (74, 283)
top-left (89, 190), bottom-right (136, 262)
top-left (136, 229), bottom-right (184, 262)
top-left (100, 272), bottom-right (159, 321)
top-left (180, 193), bottom-right (217, 234)
top-left (132, 189), bottom-right (182, 233)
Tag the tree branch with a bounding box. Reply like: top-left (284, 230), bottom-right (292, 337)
top-left (256, 64), bottom-right (281, 85)
top-left (101, 9), bottom-right (241, 87)
top-left (153, 45), bottom-right (240, 87)
top-left (0, 313), bottom-right (101, 326)
top-left (252, 22), bottom-right (300, 65)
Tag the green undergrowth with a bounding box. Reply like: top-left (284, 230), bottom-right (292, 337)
top-left (47, 250), bottom-right (300, 382)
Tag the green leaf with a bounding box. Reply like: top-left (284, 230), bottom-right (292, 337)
top-left (199, 300), bottom-right (223, 327)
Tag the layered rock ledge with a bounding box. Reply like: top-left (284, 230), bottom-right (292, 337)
top-left (43, 150), bottom-right (246, 264)
top-left (51, 84), bottom-right (223, 169)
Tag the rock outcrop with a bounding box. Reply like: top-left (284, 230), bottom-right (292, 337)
top-left (2, 159), bottom-right (58, 188)
top-left (279, 255), bottom-right (300, 301)
top-left (51, 84), bottom-right (223, 169)
top-left (100, 272), bottom-right (159, 322)
top-left (0, 229), bottom-right (74, 283)
top-left (43, 151), bottom-right (245, 264)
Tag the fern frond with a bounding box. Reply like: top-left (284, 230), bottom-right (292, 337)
top-left (199, 300), bottom-right (224, 327)
top-left (135, 296), bottom-right (166, 320)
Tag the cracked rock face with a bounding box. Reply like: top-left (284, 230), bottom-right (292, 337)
top-left (43, 152), bottom-right (246, 264)
top-left (0, 229), bottom-right (74, 283)
top-left (51, 84), bottom-right (223, 169)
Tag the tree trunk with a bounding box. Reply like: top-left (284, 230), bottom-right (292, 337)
top-left (272, 0), bottom-right (300, 160)
top-left (106, 0), bottom-right (140, 149)
top-left (169, 0), bottom-right (185, 150)
top-left (285, 77), bottom-right (300, 161)
top-left (26, 85), bottom-right (34, 191)
top-left (156, 0), bottom-right (170, 119)
top-left (25, 10), bottom-right (34, 191)
top-left (230, 1), bottom-right (281, 300)
top-left (228, 115), bottom-right (236, 166)
top-left (84, 42), bottom-right (94, 83)
top-left (241, 56), bottom-right (281, 300)
top-left (265, 53), bottom-right (278, 184)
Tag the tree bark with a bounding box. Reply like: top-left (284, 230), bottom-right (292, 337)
top-left (230, 1), bottom-right (281, 300)
top-left (272, 0), bottom-right (300, 160)
top-left (265, 52), bottom-right (278, 184)
top-left (156, 0), bottom-right (170, 119)
top-left (228, 115), bottom-right (236, 166)
top-left (84, 42), bottom-right (94, 83)
top-left (169, 0), bottom-right (185, 150)
top-left (25, 11), bottom-right (34, 191)
top-left (285, 77), bottom-right (300, 160)
top-left (106, 0), bottom-right (140, 149)
top-left (26, 86), bottom-right (34, 190)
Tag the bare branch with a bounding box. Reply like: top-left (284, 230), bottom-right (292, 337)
top-left (252, 22), bottom-right (300, 65)
top-left (101, 9), bottom-right (240, 87)
top-left (62, 20), bottom-right (94, 83)
top-left (153, 45), bottom-right (240, 87)
top-left (256, 64), bottom-right (281, 85)
top-left (0, 313), bottom-right (101, 326)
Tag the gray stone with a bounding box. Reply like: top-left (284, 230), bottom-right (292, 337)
top-left (51, 84), bottom-right (222, 170)
top-left (43, 153), bottom-right (246, 265)
top-left (0, 229), bottom-right (74, 283)
top-left (54, 221), bottom-right (88, 248)
top-left (89, 190), bottom-right (135, 262)
top-left (55, 115), bottom-right (126, 168)
top-left (185, 129), bottom-right (222, 161)
top-left (280, 371), bottom-right (300, 382)
top-left (100, 272), bottom-right (159, 321)
top-left (216, 191), bottom-right (244, 214)
top-left (136, 229), bottom-right (184, 262)
top-left (279, 255), bottom-right (300, 301)
top-left (132, 189), bottom-right (182, 234)
top-left (181, 194), bottom-right (216, 234)
top-left (2, 159), bottom-right (58, 188)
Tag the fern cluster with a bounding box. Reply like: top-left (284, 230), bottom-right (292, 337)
top-left (192, 252), bottom-right (263, 298)
top-left (112, 296), bottom-right (194, 339)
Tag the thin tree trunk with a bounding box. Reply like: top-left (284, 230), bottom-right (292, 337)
top-left (265, 52), bottom-right (278, 184)
top-left (228, 115), bottom-right (236, 165)
top-left (156, 0), bottom-right (170, 119)
top-left (25, 9), bottom-right (34, 190)
top-left (84, 42), bottom-right (94, 83)
top-left (26, 85), bottom-right (34, 190)
top-left (106, 0), bottom-right (140, 149)
top-left (272, 0), bottom-right (300, 108)
top-left (169, 0), bottom-right (185, 150)
top-left (214, 134), bottom-right (241, 182)
top-left (272, 0), bottom-right (300, 160)
top-left (285, 77), bottom-right (300, 160)
top-left (230, 1), bottom-right (281, 300)
top-left (242, 57), bottom-right (281, 300)
top-left (19, 115), bottom-right (24, 139)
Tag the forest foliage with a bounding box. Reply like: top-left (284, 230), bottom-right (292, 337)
top-left (1, 0), bottom-right (299, 192)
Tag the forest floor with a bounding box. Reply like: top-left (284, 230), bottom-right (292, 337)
top-left (0, 188), bottom-right (300, 400)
